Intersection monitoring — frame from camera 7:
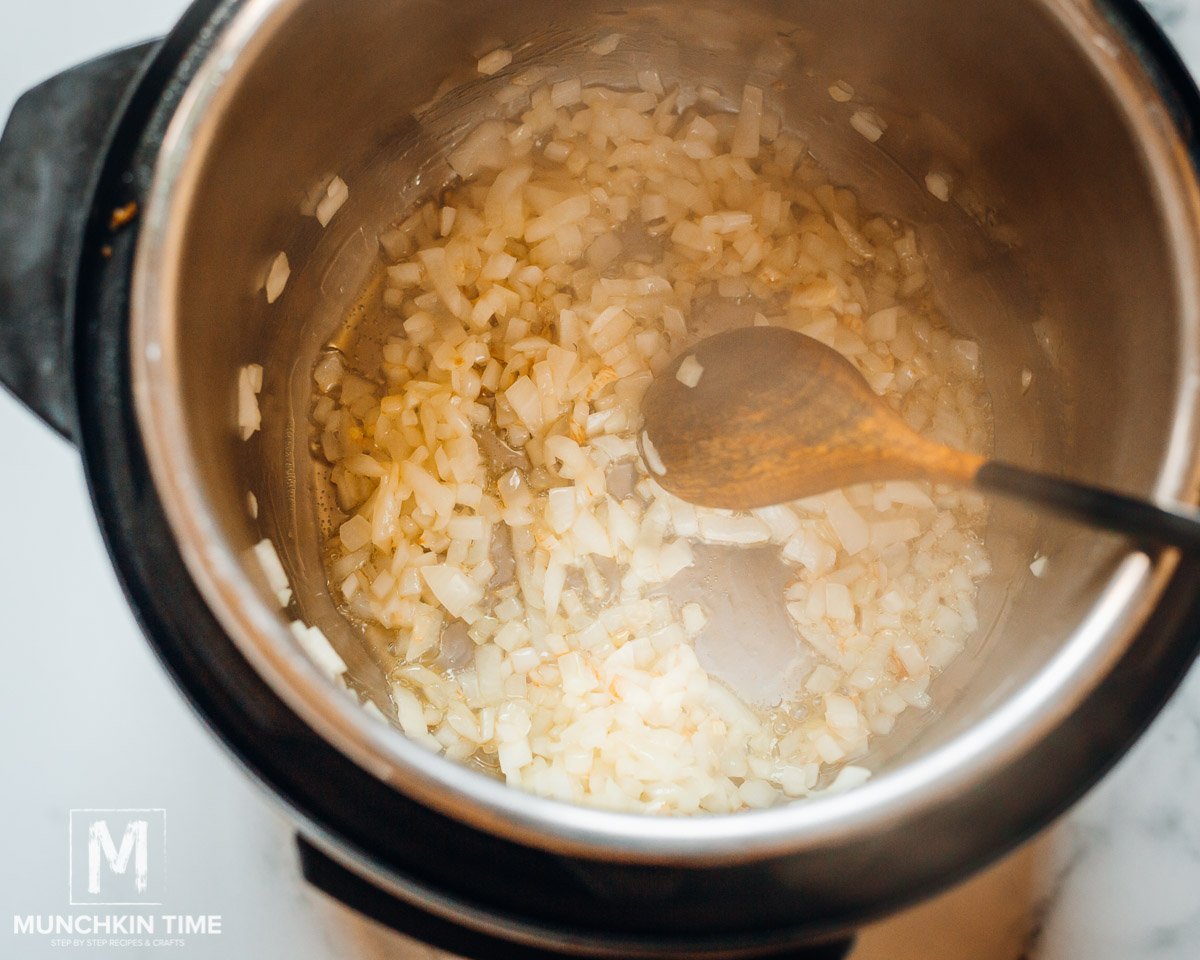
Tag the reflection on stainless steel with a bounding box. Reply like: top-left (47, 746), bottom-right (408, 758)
top-left (131, 0), bottom-right (1200, 881)
top-left (683, 544), bottom-right (809, 708)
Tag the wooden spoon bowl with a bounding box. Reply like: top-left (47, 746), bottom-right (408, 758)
top-left (640, 326), bottom-right (1200, 552)
top-left (640, 326), bottom-right (983, 510)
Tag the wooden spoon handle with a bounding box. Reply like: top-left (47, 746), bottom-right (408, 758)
top-left (976, 461), bottom-right (1200, 553)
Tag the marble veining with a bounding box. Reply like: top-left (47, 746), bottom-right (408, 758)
top-left (850, 659), bottom-right (1200, 960)
top-left (1028, 663), bottom-right (1200, 960)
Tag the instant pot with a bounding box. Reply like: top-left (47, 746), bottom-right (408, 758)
top-left (5, 0), bottom-right (1200, 957)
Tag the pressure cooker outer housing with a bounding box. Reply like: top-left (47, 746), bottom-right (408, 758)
top-left (4, 0), bottom-right (1200, 956)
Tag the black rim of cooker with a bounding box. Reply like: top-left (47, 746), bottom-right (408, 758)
top-left (62, 0), bottom-right (1200, 957)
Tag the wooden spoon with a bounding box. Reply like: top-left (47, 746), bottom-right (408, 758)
top-left (639, 326), bottom-right (1200, 550)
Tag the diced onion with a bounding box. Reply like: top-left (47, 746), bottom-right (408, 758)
top-left (849, 109), bottom-right (886, 143)
top-left (421, 565), bottom-right (484, 618)
top-left (641, 432), bottom-right (667, 476)
top-left (590, 33), bottom-right (622, 56)
top-left (316, 176), bottom-right (349, 227)
top-left (311, 67), bottom-right (992, 818)
top-left (290, 622), bottom-right (347, 680)
top-left (237, 364), bottom-right (263, 440)
top-left (265, 252), bottom-right (290, 303)
top-left (675, 355), bottom-right (704, 388)
top-left (477, 48), bottom-right (513, 76)
top-left (924, 172), bottom-right (951, 202)
top-left (828, 81), bottom-right (854, 102)
top-left (731, 85), bottom-right (764, 159)
top-left (253, 538), bottom-right (292, 608)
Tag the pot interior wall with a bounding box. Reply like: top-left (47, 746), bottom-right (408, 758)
top-left (162, 0), bottom-right (1185, 798)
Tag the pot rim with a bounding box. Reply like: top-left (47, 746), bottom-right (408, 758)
top-left (131, 0), bottom-right (1200, 864)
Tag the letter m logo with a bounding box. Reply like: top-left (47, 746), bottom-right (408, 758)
top-left (69, 809), bottom-right (165, 905)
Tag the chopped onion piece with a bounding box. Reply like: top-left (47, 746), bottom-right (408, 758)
top-left (316, 176), bottom-right (349, 227)
top-left (641, 432), bottom-right (667, 476)
top-left (253, 538), bottom-right (292, 608)
top-left (731, 84), bottom-right (764, 159)
top-left (447, 120), bottom-right (511, 178)
top-left (682, 603), bottom-right (707, 635)
top-left (828, 81), bottom-right (854, 102)
top-left (421, 565), bottom-right (484, 618)
top-left (477, 48), bottom-right (513, 76)
top-left (546, 486), bottom-right (576, 534)
top-left (822, 765), bottom-right (871, 794)
top-left (311, 69), bottom-right (993, 817)
top-left (590, 33), bottom-right (622, 56)
top-left (924, 172), bottom-right (951, 202)
top-left (290, 622), bottom-right (347, 680)
top-left (237, 363), bottom-right (263, 440)
top-left (823, 491), bottom-right (870, 554)
top-left (676, 355), bottom-right (704, 388)
top-left (637, 69), bottom-right (665, 97)
top-left (551, 78), bottom-right (583, 109)
top-left (849, 109), bottom-right (886, 143)
top-left (697, 512), bottom-right (771, 545)
top-left (265, 252), bottom-right (290, 303)
top-left (865, 307), bottom-right (899, 342)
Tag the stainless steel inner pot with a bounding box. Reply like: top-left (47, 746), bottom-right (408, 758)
top-left (132, 0), bottom-right (1200, 866)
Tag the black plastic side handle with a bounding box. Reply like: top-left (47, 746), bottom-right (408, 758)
top-left (0, 41), bottom-right (157, 442)
top-left (297, 836), bottom-right (856, 960)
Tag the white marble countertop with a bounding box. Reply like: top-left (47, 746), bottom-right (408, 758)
top-left (3, 2), bottom-right (1200, 958)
